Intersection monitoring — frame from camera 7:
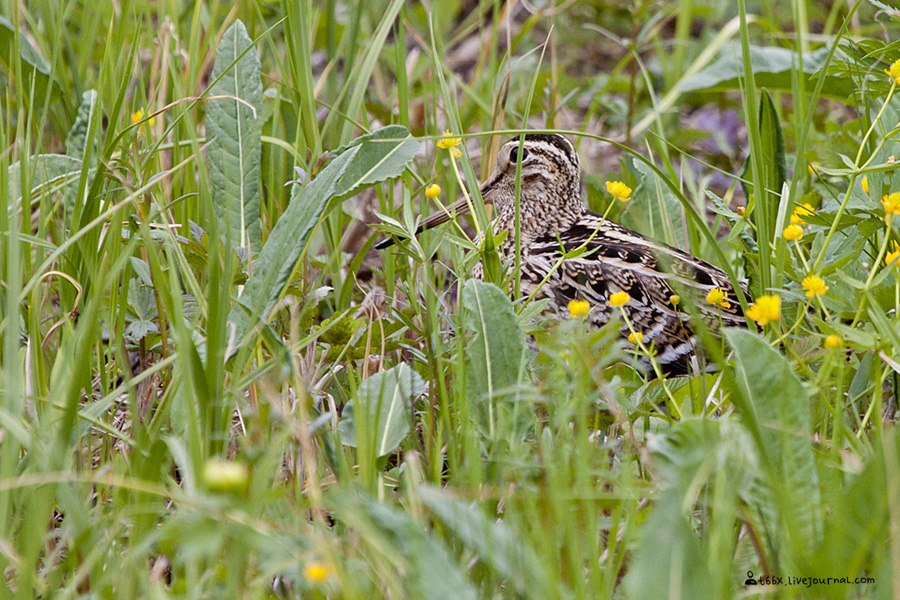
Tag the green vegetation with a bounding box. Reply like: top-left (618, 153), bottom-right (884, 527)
top-left (1, 0), bottom-right (898, 597)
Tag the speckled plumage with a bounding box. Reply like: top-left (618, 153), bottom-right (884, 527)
top-left (379, 133), bottom-right (751, 376)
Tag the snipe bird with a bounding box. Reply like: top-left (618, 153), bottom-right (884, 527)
top-left (377, 134), bottom-right (750, 376)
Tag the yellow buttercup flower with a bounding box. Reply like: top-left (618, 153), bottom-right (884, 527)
top-left (801, 275), bottom-right (828, 298)
top-left (669, 294), bottom-right (681, 306)
top-left (705, 287), bottom-right (731, 309)
top-left (885, 242), bottom-right (900, 267)
top-left (131, 109), bottom-right (155, 126)
top-left (824, 334), bottom-right (843, 350)
top-left (783, 224), bottom-right (804, 241)
top-left (628, 331), bottom-right (644, 344)
top-left (790, 203), bottom-right (815, 225)
top-left (303, 561), bottom-right (331, 584)
top-left (436, 130), bottom-right (461, 150)
top-left (746, 294), bottom-right (781, 326)
top-left (605, 180), bottom-right (632, 203)
top-left (882, 193), bottom-right (900, 220)
top-left (886, 59), bottom-right (900, 83)
top-left (608, 291), bottom-right (631, 307)
top-left (425, 183), bottom-right (441, 199)
top-left (568, 299), bottom-right (590, 318)
top-left (862, 176), bottom-right (869, 194)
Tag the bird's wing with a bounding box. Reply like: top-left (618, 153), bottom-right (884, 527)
top-left (519, 214), bottom-right (749, 372)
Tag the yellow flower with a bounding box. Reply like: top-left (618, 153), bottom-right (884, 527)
top-left (567, 299), bottom-right (590, 318)
top-left (705, 287), bottom-right (731, 309)
top-left (608, 291), bottom-right (631, 307)
top-left (736, 205), bottom-right (746, 217)
top-left (436, 130), bottom-right (461, 150)
top-left (628, 331), bottom-right (644, 345)
top-left (606, 180), bottom-right (632, 203)
top-left (783, 223), bottom-right (804, 241)
top-left (790, 203), bottom-right (815, 225)
top-left (801, 275), bottom-right (828, 298)
top-left (131, 109), bottom-right (155, 126)
top-left (862, 176), bottom-right (869, 194)
top-left (886, 59), bottom-right (900, 83)
top-left (669, 294), bottom-right (681, 306)
top-left (746, 294), bottom-right (781, 326)
top-left (882, 193), bottom-right (900, 220)
top-left (303, 561), bottom-right (331, 584)
top-left (824, 334), bottom-right (843, 350)
top-left (425, 183), bottom-right (441, 199)
top-left (886, 242), bottom-right (900, 267)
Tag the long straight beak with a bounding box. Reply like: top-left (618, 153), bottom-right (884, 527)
top-left (375, 180), bottom-right (495, 250)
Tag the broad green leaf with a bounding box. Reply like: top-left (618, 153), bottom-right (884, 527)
top-left (64, 90), bottom-right (99, 220)
top-left (725, 329), bottom-right (820, 555)
top-left (8, 155), bottom-right (83, 216)
top-left (332, 125), bottom-right (419, 200)
top-left (679, 44), bottom-right (854, 98)
top-left (624, 489), bottom-right (714, 600)
top-left (338, 363), bottom-right (424, 457)
top-left (228, 146), bottom-right (359, 342)
top-left (462, 280), bottom-right (528, 406)
top-left (419, 486), bottom-right (553, 597)
top-left (327, 487), bottom-right (479, 600)
top-left (65, 90), bottom-right (98, 161)
top-left (638, 419), bottom-right (760, 598)
top-left (0, 16), bottom-right (56, 103)
top-left (206, 19), bottom-right (263, 255)
top-left (813, 444), bottom-right (888, 579)
top-left (228, 126), bottom-right (418, 347)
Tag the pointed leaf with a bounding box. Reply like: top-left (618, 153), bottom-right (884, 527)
top-left (338, 363), bottom-right (424, 457)
top-left (420, 486), bottom-right (552, 597)
top-left (327, 487), bottom-right (479, 600)
top-left (8, 155), bottom-right (82, 216)
top-left (332, 125), bottom-right (420, 200)
top-left (679, 44), bottom-right (854, 98)
top-left (206, 19), bottom-right (263, 255)
top-left (0, 16), bottom-right (56, 103)
top-left (462, 280), bottom-right (528, 403)
top-left (228, 126), bottom-right (418, 348)
top-left (65, 90), bottom-right (98, 161)
top-left (725, 329), bottom-right (820, 551)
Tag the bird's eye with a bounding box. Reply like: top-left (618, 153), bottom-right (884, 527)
top-left (510, 146), bottom-right (529, 163)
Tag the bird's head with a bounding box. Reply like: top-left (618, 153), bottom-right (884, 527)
top-left (376, 133), bottom-right (584, 249)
